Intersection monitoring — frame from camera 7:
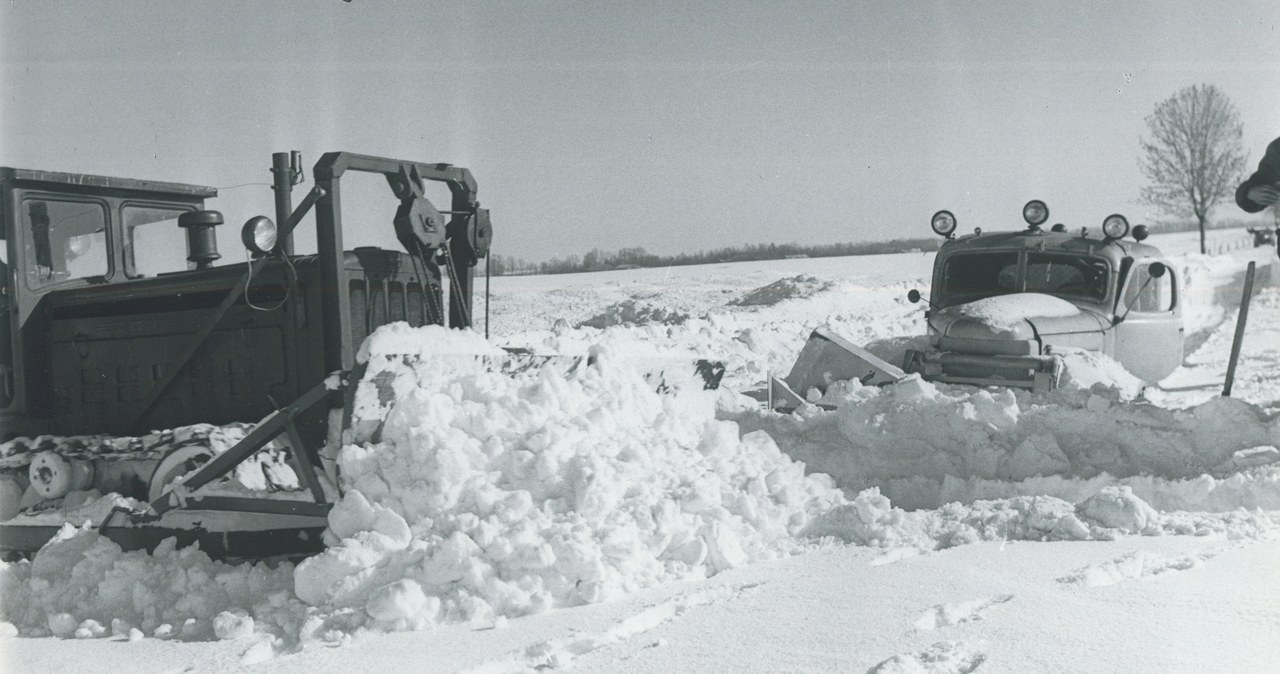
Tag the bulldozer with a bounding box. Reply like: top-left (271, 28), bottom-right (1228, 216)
top-left (0, 151), bottom-right (722, 561)
top-left (769, 200), bottom-right (1184, 410)
top-left (0, 151), bottom-right (503, 559)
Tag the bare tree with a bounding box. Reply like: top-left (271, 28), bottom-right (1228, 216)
top-left (1139, 84), bottom-right (1247, 254)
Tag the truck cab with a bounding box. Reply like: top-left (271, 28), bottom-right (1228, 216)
top-left (904, 201), bottom-right (1182, 389)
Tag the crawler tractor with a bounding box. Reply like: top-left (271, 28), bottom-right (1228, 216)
top-left (771, 201), bottom-right (1183, 409)
top-left (0, 152), bottom-right (494, 559)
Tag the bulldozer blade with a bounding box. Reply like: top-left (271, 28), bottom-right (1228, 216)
top-left (772, 326), bottom-right (906, 410)
top-left (0, 507), bottom-right (327, 561)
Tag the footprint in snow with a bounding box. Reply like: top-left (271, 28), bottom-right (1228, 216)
top-left (458, 582), bottom-right (765, 674)
top-left (1055, 550), bottom-right (1215, 587)
top-left (914, 595), bottom-right (1013, 630)
top-left (867, 641), bottom-right (986, 674)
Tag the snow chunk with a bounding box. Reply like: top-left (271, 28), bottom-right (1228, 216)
top-left (366, 579), bottom-right (431, 623)
top-left (213, 611), bottom-right (255, 640)
top-left (1077, 486), bottom-right (1160, 534)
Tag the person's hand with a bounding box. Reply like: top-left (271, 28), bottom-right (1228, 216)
top-left (1246, 184), bottom-right (1280, 207)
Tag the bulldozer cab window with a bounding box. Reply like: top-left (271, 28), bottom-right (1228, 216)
top-left (1123, 262), bottom-right (1175, 313)
top-left (1025, 253), bottom-right (1109, 303)
top-left (22, 198), bottom-right (109, 289)
top-left (124, 205), bottom-right (191, 277)
top-left (940, 252), bottom-right (1020, 305)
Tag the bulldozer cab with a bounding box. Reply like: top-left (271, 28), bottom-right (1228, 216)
top-left (0, 153), bottom-right (492, 443)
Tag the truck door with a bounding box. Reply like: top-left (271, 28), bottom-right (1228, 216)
top-left (1, 222), bottom-right (11, 408)
top-left (1112, 261), bottom-right (1183, 382)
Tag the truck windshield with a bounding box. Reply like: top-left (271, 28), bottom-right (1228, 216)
top-left (940, 252), bottom-right (1020, 305)
top-left (23, 198), bottom-right (109, 289)
top-left (1024, 253), bottom-right (1109, 302)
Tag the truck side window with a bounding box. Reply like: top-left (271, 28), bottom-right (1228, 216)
top-left (23, 198), bottom-right (109, 289)
top-left (124, 205), bottom-right (191, 277)
top-left (1124, 263), bottom-right (1175, 312)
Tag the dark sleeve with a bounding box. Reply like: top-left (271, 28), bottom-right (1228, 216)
top-left (1237, 137), bottom-right (1280, 213)
top-left (1237, 177), bottom-right (1266, 212)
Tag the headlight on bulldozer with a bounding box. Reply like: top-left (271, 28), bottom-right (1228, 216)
top-left (241, 216), bottom-right (278, 256)
top-left (1102, 213), bottom-right (1129, 239)
top-left (931, 210), bottom-right (957, 237)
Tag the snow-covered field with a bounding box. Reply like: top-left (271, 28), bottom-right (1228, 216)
top-left (2, 229), bottom-right (1278, 673)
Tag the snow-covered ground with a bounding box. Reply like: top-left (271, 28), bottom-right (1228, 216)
top-left (2, 229), bottom-right (1278, 673)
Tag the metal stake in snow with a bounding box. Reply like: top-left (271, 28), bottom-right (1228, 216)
top-left (1222, 261), bottom-right (1257, 397)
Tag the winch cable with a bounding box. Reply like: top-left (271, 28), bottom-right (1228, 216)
top-left (406, 239), bottom-right (443, 326)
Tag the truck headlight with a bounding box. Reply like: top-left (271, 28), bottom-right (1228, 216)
top-left (1022, 200), bottom-right (1049, 227)
top-left (931, 210), bottom-right (957, 237)
top-left (241, 216), bottom-right (278, 256)
top-left (1102, 213), bottom-right (1129, 239)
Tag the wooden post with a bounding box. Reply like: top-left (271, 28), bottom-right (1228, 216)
top-left (1222, 261), bottom-right (1257, 397)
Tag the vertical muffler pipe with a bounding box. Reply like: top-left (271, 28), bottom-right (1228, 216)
top-left (271, 151), bottom-right (296, 256)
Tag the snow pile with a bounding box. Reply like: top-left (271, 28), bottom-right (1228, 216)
top-left (731, 274), bottom-right (833, 306)
top-left (0, 527), bottom-right (302, 644)
top-left (577, 298), bottom-right (691, 328)
top-left (294, 335), bottom-right (845, 628)
top-left (804, 486), bottom-right (1276, 551)
top-left (1053, 347), bottom-right (1146, 398)
top-left (356, 322), bottom-right (505, 362)
top-left (738, 373), bottom-right (1280, 509)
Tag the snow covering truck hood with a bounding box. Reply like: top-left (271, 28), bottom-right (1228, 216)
top-left (932, 293), bottom-right (1107, 354)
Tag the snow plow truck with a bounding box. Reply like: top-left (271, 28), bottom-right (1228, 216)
top-left (0, 152), bottom-right (508, 560)
top-left (770, 200), bottom-right (1183, 409)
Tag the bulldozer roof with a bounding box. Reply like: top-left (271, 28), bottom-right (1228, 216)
top-left (0, 166), bottom-right (218, 200)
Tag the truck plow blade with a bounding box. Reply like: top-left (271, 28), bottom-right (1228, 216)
top-left (767, 327), bottom-right (907, 411)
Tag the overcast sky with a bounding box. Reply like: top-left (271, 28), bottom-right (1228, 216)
top-left (3, 1), bottom-right (1278, 261)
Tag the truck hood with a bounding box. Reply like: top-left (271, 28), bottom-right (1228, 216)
top-left (933, 293), bottom-right (1108, 342)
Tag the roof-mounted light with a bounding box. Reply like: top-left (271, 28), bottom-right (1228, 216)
top-left (1132, 224), bottom-right (1149, 242)
top-left (1102, 213), bottom-right (1129, 240)
top-left (931, 209), bottom-right (957, 238)
top-left (1022, 200), bottom-right (1049, 228)
top-left (241, 216), bottom-right (278, 256)
top-left (1050, 223), bottom-right (1067, 233)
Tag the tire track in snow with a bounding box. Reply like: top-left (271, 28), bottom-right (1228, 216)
top-left (867, 640), bottom-right (986, 674)
top-left (914, 594), bottom-right (1013, 630)
top-left (460, 582), bottom-right (765, 673)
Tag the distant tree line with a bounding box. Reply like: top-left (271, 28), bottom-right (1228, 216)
top-left (487, 238), bottom-right (941, 276)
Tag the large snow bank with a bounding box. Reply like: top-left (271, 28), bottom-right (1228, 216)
top-left (804, 485), bottom-right (1276, 551)
top-left (734, 370), bottom-right (1280, 509)
top-left (295, 327), bottom-right (845, 628)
